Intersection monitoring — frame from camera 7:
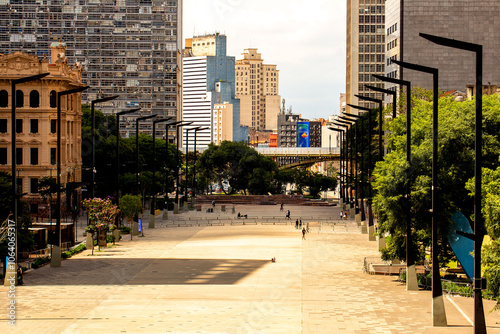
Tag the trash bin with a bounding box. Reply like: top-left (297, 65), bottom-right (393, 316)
top-left (221, 205), bottom-right (226, 212)
top-left (196, 205), bottom-right (201, 211)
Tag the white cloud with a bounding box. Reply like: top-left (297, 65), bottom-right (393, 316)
top-left (183, 0), bottom-right (346, 119)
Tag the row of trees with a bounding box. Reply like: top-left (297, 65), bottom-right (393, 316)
top-left (196, 141), bottom-right (337, 197)
top-left (370, 92), bottom-right (500, 305)
top-left (83, 108), bottom-right (338, 200)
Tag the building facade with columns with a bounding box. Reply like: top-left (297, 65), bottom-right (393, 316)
top-left (0, 42), bottom-right (85, 216)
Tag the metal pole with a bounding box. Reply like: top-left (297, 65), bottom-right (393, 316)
top-left (151, 118), bottom-right (173, 216)
top-left (420, 31), bottom-right (486, 332)
top-left (185, 128), bottom-right (190, 202)
top-left (336, 119), bottom-right (355, 206)
top-left (116, 108), bottom-right (140, 200)
top-left (333, 122), bottom-right (350, 202)
top-left (90, 95), bottom-right (118, 198)
top-left (53, 86), bottom-right (88, 268)
top-left (373, 74), bottom-right (417, 291)
top-left (135, 115), bottom-right (156, 196)
top-left (392, 58), bottom-right (447, 325)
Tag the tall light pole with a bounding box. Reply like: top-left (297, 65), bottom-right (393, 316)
top-left (336, 118), bottom-right (358, 211)
top-left (184, 127), bottom-right (197, 204)
top-left (343, 111), bottom-right (368, 223)
top-left (332, 122), bottom-right (351, 204)
top-left (420, 32), bottom-right (485, 333)
top-left (52, 85), bottom-right (89, 268)
top-left (135, 114), bottom-right (157, 195)
top-left (373, 73), bottom-right (418, 291)
top-left (174, 122), bottom-right (192, 212)
top-left (355, 94), bottom-right (384, 161)
top-left (150, 117), bottom-right (173, 227)
top-left (346, 106), bottom-right (373, 232)
top-left (7, 73), bottom-right (49, 285)
top-left (391, 58), bottom-right (446, 326)
top-left (329, 127), bottom-right (345, 202)
top-left (116, 108), bottom-right (140, 200)
top-left (365, 85), bottom-right (397, 119)
top-left (90, 95), bottom-right (118, 198)
top-left (162, 120), bottom-right (183, 219)
top-left (192, 127), bottom-right (209, 204)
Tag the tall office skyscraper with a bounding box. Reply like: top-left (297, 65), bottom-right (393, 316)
top-left (346, 0), bottom-right (386, 112)
top-left (182, 34), bottom-right (247, 148)
top-left (0, 0), bottom-right (182, 135)
top-left (235, 49), bottom-right (281, 131)
top-left (385, 0), bottom-right (500, 98)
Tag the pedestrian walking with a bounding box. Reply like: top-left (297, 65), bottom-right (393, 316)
top-left (340, 210), bottom-right (343, 220)
top-left (286, 209), bottom-right (290, 220)
top-left (295, 219), bottom-right (299, 229)
top-left (302, 227), bottom-right (306, 240)
top-left (280, 203), bottom-right (284, 211)
top-left (299, 219), bottom-right (302, 228)
top-left (212, 200), bottom-right (215, 207)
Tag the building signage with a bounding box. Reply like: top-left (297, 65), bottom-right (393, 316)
top-left (297, 122), bottom-right (310, 147)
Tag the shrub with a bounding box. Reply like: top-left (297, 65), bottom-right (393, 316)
top-left (118, 226), bottom-right (131, 234)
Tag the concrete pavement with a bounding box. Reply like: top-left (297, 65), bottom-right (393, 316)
top-left (1, 204), bottom-right (500, 333)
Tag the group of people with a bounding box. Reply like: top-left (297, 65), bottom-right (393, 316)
top-left (339, 210), bottom-right (348, 220)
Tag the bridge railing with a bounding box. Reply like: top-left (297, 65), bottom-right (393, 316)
top-left (255, 147), bottom-right (340, 156)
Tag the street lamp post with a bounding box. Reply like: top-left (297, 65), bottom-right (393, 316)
top-left (355, 95), bottom-right (384, 161)
top-left (184, 127), bottom-right (198, 205)
top-left (329, 127), bottom-right (345, 203)
top-left (91, 95), bottom-right (118, 198)
top-left (373, 73), bottom-right (418, 291)
top-left (346, 106), bottom-right (373, 235)
top-left (7, 73), bottom-right (49, 285)
top-left (150, 117), bottom-right (173, 228)
top-left (420, 32), bottom-right (485, 333)
top-left (337, 117), bottom-right (360, 215)
top-left (365, 85), bottom-right (397, 119)
top-left (116, 108), bottom-right (140, 200)
top-left (174, 122), bottom-right (192, 212)
top-left (162, 121), bottom-right (183, 220)
top-left (392, 58), bottom-right (446, 326)
top-left (192, 127), bottom-right (209, 205)
top-left (332, 122), bottom-right (352, 203)
top-left (52, 85), bottom-right (89, 268)
top-left (135, 114), bottom-right (157, 195)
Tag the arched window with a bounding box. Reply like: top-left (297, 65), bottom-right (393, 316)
top-left (15, 90), bottom-right (24, 108)
top-left (0, 90), bottom-right (7, 107)
top-left (49, 90), bottom-right (57, 108)
top-left (29, 90), bottom-right (40, 108)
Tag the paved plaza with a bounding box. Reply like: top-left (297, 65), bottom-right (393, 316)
top-left (1, 204), bottom-right (500, 333)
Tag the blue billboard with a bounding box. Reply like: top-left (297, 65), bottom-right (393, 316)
top-left (297, 122), bottom-right (310, 147)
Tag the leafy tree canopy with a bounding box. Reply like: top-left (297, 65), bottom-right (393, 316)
top-left (373, 93), bottom-right (500, 264)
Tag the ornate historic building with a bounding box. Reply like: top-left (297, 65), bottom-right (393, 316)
top-left (0, 42), bottom-right (85, 217)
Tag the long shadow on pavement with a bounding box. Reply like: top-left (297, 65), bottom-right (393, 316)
top-left (24, 258), bottom-right (269, 286)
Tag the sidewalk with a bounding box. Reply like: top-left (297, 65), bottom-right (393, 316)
top-left (1, 205), bottom-right (499, 333)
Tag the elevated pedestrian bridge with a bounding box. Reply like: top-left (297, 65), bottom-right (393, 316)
top-left (255, 147), bottom-right (341, 168)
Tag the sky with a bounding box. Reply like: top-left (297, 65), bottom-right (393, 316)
top-left (183, 0), bottom-right (347, 120)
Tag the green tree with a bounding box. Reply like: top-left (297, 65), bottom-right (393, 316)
top-left (466, 163), bottom-right (500, 310)
top-left (372, 93), bottom-right (500, 264)
top-left (81, 105), bottom-right (180, 200)
top-left (197, 141), bottom-right (279, 195)
top-left (119, 195), bottom-right (142, 224)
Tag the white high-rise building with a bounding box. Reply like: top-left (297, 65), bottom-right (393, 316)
top-left (182, 57), bottom-right (212, 147)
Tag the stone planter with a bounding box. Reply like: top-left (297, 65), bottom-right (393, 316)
top-left (86, 232), bottom-right (93, 249)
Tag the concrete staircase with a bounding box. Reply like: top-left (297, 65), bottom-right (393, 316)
top-left (196, 194), bottom-right (334, 206)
